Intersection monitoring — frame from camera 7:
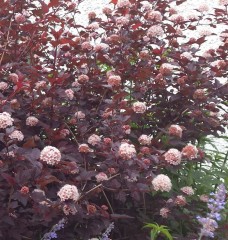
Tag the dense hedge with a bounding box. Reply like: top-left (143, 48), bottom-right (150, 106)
top-left (0, 0), bottom-right (227, 239)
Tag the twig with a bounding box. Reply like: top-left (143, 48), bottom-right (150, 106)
top-left (102, 189), bottom-right (114, 214)
top-left (82, 180), bottom-right (88, 191)
top-left (95, 89), bottom-right (108, 114)
top-left (64, 121), bottom-right (79, 146)
top-left (79, 183), bottom-right (102, 200)
top-left (7, 186), bottom-right (14, 212)
top-left (0, 14), bottom-right (13, 66)
top-left (79, 173), bottom-right (120, 201)
top-left (20, 235), bottom-right (32, 240)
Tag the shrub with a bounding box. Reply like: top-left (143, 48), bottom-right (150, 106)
top-left (0, 0), bottom-right (227, 239)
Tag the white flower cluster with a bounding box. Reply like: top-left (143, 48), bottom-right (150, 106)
top-left (152, 174), bottom-right (172, 192)
top-left (164, 148), bottom-right (182, 165)
top-left (40, 146), bottom-right (61, 165)
top-left (138, 134), bottom-right (152, 145)
top-left (0, 112), bottom-right (14, 129)
top-left (9, 130), bottom-right (24, 141)
top-left (181, 186), bottom-right (194, 195)
top-left (132, 102), bottom-right (146, 113)
top-left (96, 172), bottom-right (108, 182)
top-left (57, 184), bottom-right (80, 202)
top-left (118, 142), bottom-right (136, 160)
top-left (26, 116), bottom-right (39, 126)
top-left (88, 134), bottom-right (101, 146)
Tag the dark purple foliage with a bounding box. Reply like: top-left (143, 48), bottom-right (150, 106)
top-left (0, 0), bottom-right (227, 239)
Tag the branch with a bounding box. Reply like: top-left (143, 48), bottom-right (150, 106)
top-left (0, 14), bottom-right (13, 66)
top-left (78, 173), bottom-right (120, 201)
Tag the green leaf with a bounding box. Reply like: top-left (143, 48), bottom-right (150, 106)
top-left (144, 223), bottom-right (173, 240)
top-left (144, 223), bottom-right (159, 229)
top-left (150, 230), bottom-right (158, 240)
top-left (160, 228), bottom-right (173, 240)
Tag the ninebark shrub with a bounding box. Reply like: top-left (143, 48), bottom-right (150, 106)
top-left (0, 0), bottom-right (227, 239)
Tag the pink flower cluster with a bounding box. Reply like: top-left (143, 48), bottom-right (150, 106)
top-left (211, 60), bottom-right (226, 69)
top-left (175, 195), bottom-right (187, 206)
top-left (170, 14), bottom-right (185, 23)
top-left (75, 111), bottom-right (85, 120)
top-left (138, 134), bottom-right (152, 145)
top-left (116, 16), bottom-right (129, 26)
top-left (141, 1), bottom-right (152, 11)
top-left (81, 41), bottom-right (93, 51)
top-left (164, 148), bottom-right (181, 165)
top-left (180, 52), bottom-right (193, 60)
top-left (0, 112), bottom-right (14, 129)
top-left (0, 82), bottom-right (8, 91)
top-left (57, 184), bottom-right (80, 202)
top-left (159, 63), bottom-right (174, 75)
top-left (26, 116), bottom-right (39, 126)
top-left (160, 207), bottom-right (170, 218)
top-left (107, 34), bottom-right (120, 43)
top-left (187, 13), bottom-right (199, 21)
top-left (168, 124), bottom-right (183, 138)
top-left (63, 203), bottom-right (77, 215)
top-left (219, 0), bottom-right (228, 5)
top-left (60, 129), bottom-right (70, 138)
top-left (107, 75), bottom-right (121, 86)
top-left (40, 146), bottom-right (61, 165)
top-left (181, 186), bottom-right (194, 195)
top-left (95, 172), bottom-right (108, 182)
top-left (182, 144), bottom-right (198, 160)
top-left (118, 142), bottom-right (136, 160)
top-left (42, 97), bottom-right (52, 106)
top-left (95, 43), bottom-right (109, 52)
top-left (15, 13), bottom-right (26, 23)
top-left (200, 194), bottom-right (209, 202)
top-left (20, 186), bottom-right (29, 195)
top-left (147, 25), bottom-right (164, 38)
top-left (198, 28), bottom-right (212, 37)
top-left (9, 73), bottom-right (19, 83)
top-left (88, 134), bottom-right (101, 146)
top-left (78, 74), bottom-right (89, 84)
top-left (193, 89), bottom-right (207, 100)
top-left (152, 174), bottom-right (172, 192)
top-left (65, 89), bottom-right (74, 100)
top-left (169, 7), bottom-right (178, 15)
top-left (122, 125), bottom-right (131, 134)
top-left (117, 0), bottom-right (131, 8)
top-left (198, 4), bottom-right (209, 12)
top-left (103, 137), bottom-right (112, 145)
top-left (103, 7), bottom-right (112, 15)
top-left (140, 146), bottom-right (150, 155)
top-left (87, 22), bottom-right (99, 30)
top-left (72, 80), bottom-right (81, 87)
top-left (132, 101), bottom-right (146, 113)
top-left (147, 10), bottom-right (162, 21)
top-left (139, 50), bottom-right (149, 60)
top-left (35, 80), bottom-right (46, 89)
top-left (9, 130), bottom-right (24, 141)
top-left (78, 143), bottom-right (93, 153)
top-left (88, 11), bottom-right (96, 20)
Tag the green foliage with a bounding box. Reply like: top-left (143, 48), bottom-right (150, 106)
top-left (159, 135), bottom-right (228, 237)
top-left (174, 135), bottom-right (228, 194)
top-left (144, 223), bottom-right (173, 240)
top-left (97, 61), bottom-right (112, 72)
top-left (196, 135), bottom-right (228, 191)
